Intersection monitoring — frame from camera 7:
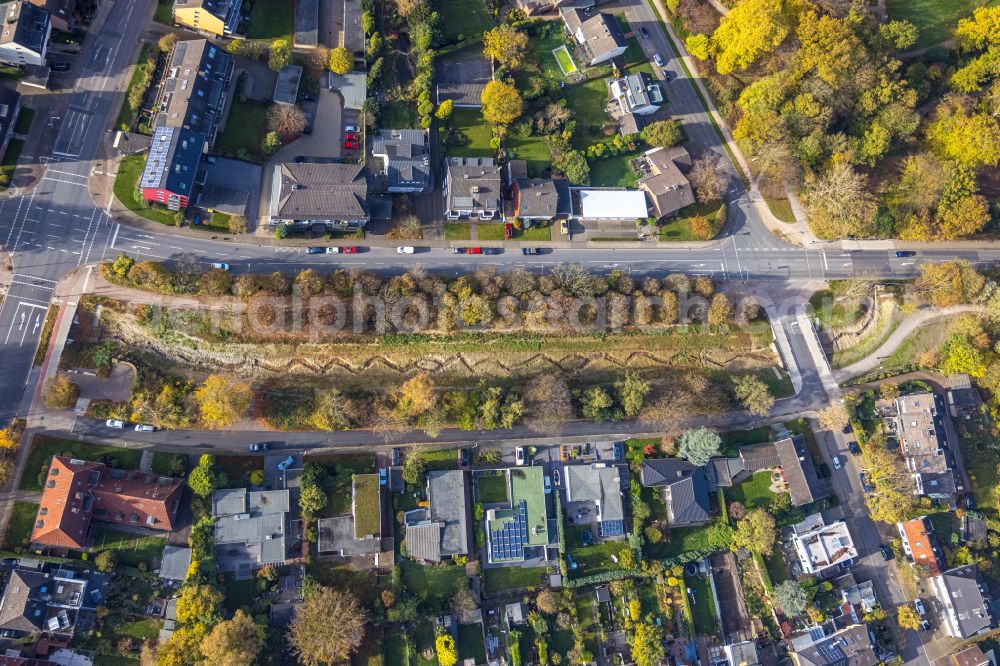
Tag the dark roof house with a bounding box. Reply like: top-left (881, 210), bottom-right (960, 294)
top-left (443, 157), bottom-right (502, 220)
top-left (270, 163), bottom-right (369, 227)
top-left (0, 567), bottom-right (86, 637)
top-left (140, 126), bottom-right (206, 210)
top-left (638, 146), bottom-right (696, 219)
top-left (0, 1), bottom-right (50, 67)
top-left (154, 39), bottom-right (233, 146)
top-left (789, 624), bottom-right (878, 666)
top-left (511, 177), bottom-right (571, 221)
top-left (773, 435), bottom-right (826, 507)
top-left (561, 9), bottom-right (627, 66)
top-left (563, 463), bottom-right (626, 539)
top-left (937, 646), bottom-right (991, 666)
top-left (405, 470), bottom-right (470, 562)
top-left (931, 564), bottom-right (995, 638)
top-left (640, 459), bottom-right (710, 527)
top-left (371, 129), bottom-right (432, 193)
top-left (27, 0), bottom-right (73, 31)
top-left (0, 83), bottom-right (21, 163)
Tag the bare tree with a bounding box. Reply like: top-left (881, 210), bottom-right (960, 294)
top-left (524, 375), bottom-right (572, 433)
top-left (803, 162), bottom-right (877, 240)
top-left (688, 153), bottom-right (728, 203)
top-left (268, 104), bottom-right (307, 141)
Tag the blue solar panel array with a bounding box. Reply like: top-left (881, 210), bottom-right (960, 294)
top-left (490, 500), bottom-right (528, 561)
top-left (599, 519), bottom-right (625, 538)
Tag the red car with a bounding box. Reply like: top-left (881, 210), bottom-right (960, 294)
top-left (344, 139), bottom-right (359, 150)
top-left (504, 222), bottom-right (514, 239)
top-left (469, 247), bottom-right (483, 254)
top-left (345, 132), bottom-right (359, 140)
top-left (340, 246), bottom-right (359, 253)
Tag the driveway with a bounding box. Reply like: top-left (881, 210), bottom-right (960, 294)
top-left (69, 362), bottom-right (134, 403)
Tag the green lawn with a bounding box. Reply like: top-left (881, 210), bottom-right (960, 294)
top-left (0, 139), bottom-right (24, 191)
top-left (886, 0), bottom-right (1000, 49)
top-left (380, 102), bottom-right (418, 130)
top-left (214, 455), bottom-right (261, 487)
top-left (14, 107), bottom-right (35, 135)
top-left (928, 512), bottom-right (954, 543)
top-left (477, 472), bottom-right (509, 504)
top-left (809, 289), bottom-right (864, 331)
top-left (483, 566), bottom-right (548, 593)
top-left (437, 0), bottom-right (492, 43)
top-left (116, 42), bottom-right (154, 131)
top-left (645, 522), bottom-right (716, 559)
top-left (659, 201), bottom-right (727, 241)
top-left (420, 448), bottom-right (458, 472)
top-left (223, 573), bottom-right (257, 613)
top-left (476, 222), bottom-right (552, 241)
top-left (506, 133), bottom-right (553, 177)
top-left (91, 527), bottom-right (166, 568)
top-left (444, 223), bottom-right (472, 240)
top-left (151, 452), bottom-right (183, 476)
top-left (727, 472), bottom-right (776, 511)
top-left (686, 574), bottom-right (718, 636)
top-left (568, 533), bottom-right (626, 576)
top-left (153, 0), bottom-right (172, 23)
top-left (3, 501), bottom-right (39, 550)
top-left (384, 626), bottom-right (411, 666)
top-left (21, 435), bottom-right (143, 491)
top-left (590, 149), bottom-right (643, 188)
top-left (719, 427), bottom-right (771, 454)
top-left (214, 100), bottom-right (270, 163)
top-left (113, 152), bottom-right (181, 226)
top-left (956, 410), bottom-right (998, 510)
top-left (564, 77), bottom-right (613, 150)
top-left (308, 559), bottom-right (382, 607)
top-left (443, 109), bottom-right (493, 158)
top-left (763, 550), bottom-right (790, 585)
top-left (765, 197), bottom-right (796, 224)
top-left (458, 624), bottom-right (487, 663)
top-left (246, 0), bottom-right (295, 40)
top-left (400, 559), bottom-right (466, 602)
top-left (118, 617), bottom-right (162, 640)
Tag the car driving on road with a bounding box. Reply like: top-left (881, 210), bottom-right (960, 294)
top-left (250, 442), bottom-right (271, 452)
top-left (653, 53), bottom-right (664, 67)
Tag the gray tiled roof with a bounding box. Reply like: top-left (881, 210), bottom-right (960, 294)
top-left (213, 488), bottom-right (289, 566)
top-left (155, 40), bottom-right (232, 139)
top-left (405, 521), bottom-right (443, 562)
top-left (274, 163), bottom-right (368, 221)
top-left (372, 129), bottom-right (432, 191)
top-left (159, 546), bottom-right (192, 582)
top-left (665, 470), bottom-right (711, 526)
top-left (426, 470), bottom-right (470, 559)
top-left (640, 458), bottom-right (696, 487)
top-left (514, 178), bottom-right (566, 219)
top-left (564, 464), bottom-right (623, 522)
top-left (0, 2), bottom-right (49, 54)
top-left (444, 157), bottom-right (502, 211)
top-left (939, 565), bottom-right (994, 637)
top-left (294, 0), bottom-right (318, 47)
top-left (774, 435), bottom-right (826, 507)
top-left (793, 624), bottom-right (878, 666)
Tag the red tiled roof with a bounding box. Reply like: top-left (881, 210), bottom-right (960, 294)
top-left (30, 457), bottom-right (184, 550)
top-left (902, 516), bottom-right (942, 576)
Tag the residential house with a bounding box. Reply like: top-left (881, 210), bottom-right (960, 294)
top-left (773, 435), bottom-right (826, 507)
top-left (637, 146), bottom-right (696, 219)
top-left (789, 624), bottom-right (878, 666)
top-left (516, 0), bottom-right (584, 16)
top-left (505, 602), bottom-right (528, 626)
top-left (791, 513), bottom-right (858, 576)
top-left (139, 126), bottom-right (206, 210)
top-left (272, 65), bottom-right (302, 106)
top-left (719, 641), bottom-right (761, 666)
top-left (27, 0), bottom-right (73, 32)
top-left (640, 458), bottom-right (710, 527)
top-left (897, 516), bottom-right (944, 576)
top-left (317, 474), bottom-right (384, 556)
top-left (892, 392), bottom-right (961, 502)
top-left (172, 0), bottom-right (243, 37)
top-left (30, 457), bottom-right (184, 551)
top-left (0, 1), bottom-right (50, 67)
top-left (0, 83), bottom-right (22, 163)
top-left (342, 0), bottom-right (364, 57)
top-left (158, 545), bottom-right (192, 583)
top-left (563, 463), bottom-right (626, 539)
top-left (270, 162), bottom-right (369, 228)
top-left (0, 565), bottom-right (86, 637)
top-left (142, 39), bottom-right (233, 210)
top-left (329, 71), bottom-right (366, 110)
top-left (576, 189), bottom-right (649, 220)
top-left (294, 0), bottom-right (318, 48)
top-left (561, 9), bottom-right (627, 66)
top-left (372, 129), bottom-right (432, 193)
top-left (930, 564), bottom-right (995, 638)
top-left (485, 467), bottom-right (550, 564)
top-left (443, 157), bottom-right (502, 220)
top-left (213, 488), bottom-right (290, 575)
top-left (404, 470), bottom-right (470, 563)
top-left (610, 72), bottom-right (663, 130)
top-left (947, 374), bottom-right (983, 418)
top-left (935, 646), bottom-right (991, 666)
top-left (510, 176), bottom-right (570, 222)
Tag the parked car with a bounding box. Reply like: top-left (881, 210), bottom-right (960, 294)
top-left (250, 442), bottom-right (271, 452)
top-left (914, 599), bottom-right (926, 616)
top-left (451, 247), bottom-right (466, 254)
top-left (204, 155), bottom-right (217, 164)
top-left (832, 455), bottom-right (842, 470)
top-left (483, 248), bottom-right (501, 255)
top-left (391, 447), bottom-right (402, 466)
top-left (345, 132), bottom-right (359, 141)
top-left (454, 247), bottom-right (482, 254)
top-left (210, 262), bottom-right (230, 271)
top-left (560, 220), bottom-right (569, 235)
top-left (920, 619), bottom-right (931, 631)
top-left (277, 455), bottom-right (295, 472)
top-left (1, 558), bottom-right (18, 567)
top-left (134, 424), bottom-right (155, 433)
top-left (105, 419), bottom-right (125, 429)
top-left (515, 446), bottom-right (526, 465)
top-left (339, 246), bottom-right (359, 253)
top-left (522, 247), bottom-right (539, 255)
top-left (379, 468), bottom-right (388, 486)
top-left (848, 441), bottom-right (861, 456)
top-left (544, 476), bottom-right (552, 494)
top-left (639, 26), bottom-right (649, 39)
top-left (459, 448), bottom-right (470, 466)
top-left (50, 61), bottom-right (70, 71)
top-left (552, 468), bottom-right (561, 486)
top-left (307, 246), bottom-right (326, 254)
top-left (895, 250), bottom-right (916, 257)
top-left (344, 140), bottom-right (360, 150)
top-left (653, 53), bottom-right (664, 67)
top-left (344, 124), bottom-right (359, 133)
top-left (504, 222), bottom-right (514, 239)
top-left (662, 69), bottom-right (671, 80)
top-left (859, 471), bottom-right (874, 493)
top-left (396, 246), bottom-right (415, 254)
top-left (880, 543), bottom-right (894, 560)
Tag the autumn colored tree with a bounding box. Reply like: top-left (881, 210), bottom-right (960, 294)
top-left (710, 0), bottom-right (790, 74)
top-left (940, 333), bottom-right (987, 377)
top-left (268, 104), bottom-right (307, 141)
top-left (927, 97), bottom-right (1000, 167)
top-left (288, 587), bottom-right (367, 665)
top-left (524, 374), bottom-right (573, 433)
top-left (310, 388), bottom-right (355, 431)
top-left (482, 25), bottom-right (529, 69)
top-left (616, 371), bottom-right (650, 418)
top-left (631, 623), bottom-right (665, 666)
top-left (771, 580), bottom-right (808, 616)
top-left (952, 7), bottom-right (1000, 92)
top-left (328, 47), bottom-right (353, 75)
top-left (708, 293), bottom-right (733, 325)
top-left (481, 80), bottom-right (523, 125)
top-left (435, 99), bottom-right (454, 120)
top-left (688, 153), bottom-right (727, 202)
top-left (936, 194), bottom-right (990, 240)
top-left (913, 260), bottom-right (986, 307)
top-left (200, 610), bottom-right (263, 666)
top-left (897, 605), bottom-right (921, 631)
top-left (396, 372), bottom-right (437, 418)
top-left (640, 120), bottom-right (682, 148)
top-left (176, 584), bottom-right (224, 625)
top-left (194, 375), bottom-right (253, 428)
top-left (268, 39), bottom-right (291, 71)
top-left (43, 374), bottom-right (79, 410)
top-left (733, 508), bottom-right (777, 556)
top-left (0, 426), bottom-right (19, 451)
top-left (732, 375), bottom-right (774, 416)
top-left (394, 0), bottom-right (425, 16)
top-left (436, 632), bottom-right (458, 666)
top-left (817, 404), bottom-right (849, 433)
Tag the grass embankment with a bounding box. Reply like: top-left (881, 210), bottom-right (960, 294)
top-left (113, 152), bottom-right (182, 226)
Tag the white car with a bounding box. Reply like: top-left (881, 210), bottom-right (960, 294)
top-left (396, 246), bottom-right (415, 254)
top-left (515, 446), bottom-right (526, 465)
top-left (105, 419), bottom-right (125, 429)
top-left (653, 53), bottom-right (664, 67)
top-left (210, 262), bottom-right (230, 271)
top-left (344, 124), bottom-right (359, 133)
top-left (134, 424), bottom-right (155, 433)
top-left (914, 599), bottom-right (926, 616)
top-left (832, 455), bottom-right (842, 470)
top-left (326, 247), bottom-right (340, 253)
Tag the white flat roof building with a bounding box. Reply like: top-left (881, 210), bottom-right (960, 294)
top-left (578, 189), bottom-right (648, 219)
top-left (792, 513), bottom-right (858, 575)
